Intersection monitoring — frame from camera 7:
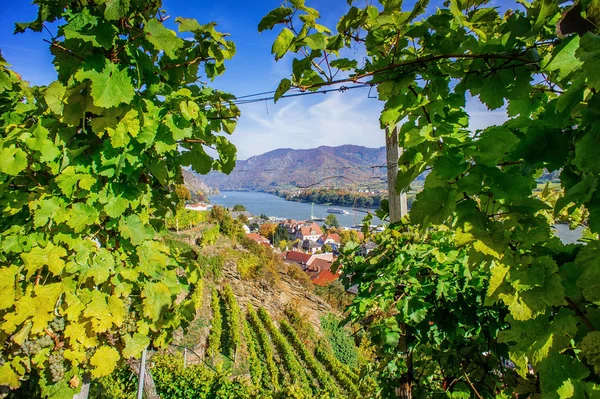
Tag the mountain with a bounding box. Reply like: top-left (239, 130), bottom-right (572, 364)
top-left (182, 169), bottom-right (216, 196)
top-left (203, 145), bottom-right (387, 191)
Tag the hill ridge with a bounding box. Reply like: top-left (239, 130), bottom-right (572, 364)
top-left (203, 144), bottom-right (387, 191)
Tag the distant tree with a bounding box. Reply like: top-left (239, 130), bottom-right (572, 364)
top-left (174, 184), bottom-right (191, 209)
top-left (259, 223), bottom-right (277, 242)
top-left (232, 204), bottom-right (247, 211)
top-left (322, 244), bottom-right (333, 253)
top-left (325, 214), bottom-right (340, 228)
top-left (273, 225), bottom-right (288, 246)
top-left (259, 213), bottom-right (269, 220)
top-left (339, 229), bottom-right (360, 245)
top-left (278, 240), bottom-right (288, 252)
top-left (237, 214), bottom-right (249, 224)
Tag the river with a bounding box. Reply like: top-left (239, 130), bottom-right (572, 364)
top-left (209, 191), bottom-right (584, 243)
top-left (209, 191), bottom-right (383, 227)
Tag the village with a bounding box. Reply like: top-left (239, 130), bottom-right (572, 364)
top-left (186, 201), bottom-right (377, 289)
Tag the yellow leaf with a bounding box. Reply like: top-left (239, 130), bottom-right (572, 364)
top-left (20, 243), bottom-right (67, 278)
top-left (0, 363), bottom-right (20, 389)
top-left (90, 346), bottom-right (119, 378)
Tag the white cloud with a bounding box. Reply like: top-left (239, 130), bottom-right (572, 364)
top-left (230, 91), bottom-right (385, 159)
top-left (227, 92), bottom-right (509, 160)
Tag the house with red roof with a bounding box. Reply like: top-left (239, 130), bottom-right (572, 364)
top-left (295, 222), bottom-right (323, 242)
top-left (317, 233), bottom-right (341, 246)
top-left (310, 270), bottom-right (339, 286)
top-left (246, 233), bottom-right (270, 246)
top-left (282, 250), bottom-right (312, 268)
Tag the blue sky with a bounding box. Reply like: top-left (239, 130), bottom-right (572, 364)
top-left (0, 0), bottom-right (506, 159)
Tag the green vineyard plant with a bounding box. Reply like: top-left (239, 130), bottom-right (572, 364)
top-left (207, 288), bottom-right (223, 358)
top-left (257, 307), bottom-right (311, 391)
top-left (0, 0), bottom-right (239, 396)
top-left (247, 305), bottom-right (279, 390)
top-left (279, 319), bottom-right (341, 397)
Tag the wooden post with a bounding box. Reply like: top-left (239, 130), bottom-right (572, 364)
top-left (184, 347), bottom-right (187, 369)
top-left (386, 125), bottom-right (411, 399)
top-left (137, 350), bottom-right (147, 399)
top-left (72, 374), bottom-right (90, 399)
top-left (386, 126), bottom-right (408, 223)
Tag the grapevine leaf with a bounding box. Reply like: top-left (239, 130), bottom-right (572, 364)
top-left (0, 146), bottom-right (28, 176)
top-left (44, 81), bottom-right (67, 115)
top-left (274, 78), bottom-right (291, 103)
top-left (21, 243), bottom-right (67, 278)
top-left (0, 265), bottom-right (19, 310)
top-left (545, 35), bottom-right (583, 80)
top-left (0, 364), bottom-right (20, 389)
top-left (579, 331), bottom-right (600, 374)
top-left (66, 203), bottom-right (99, 233)
top-left (118, 215), bottom-right (155, 246)
top-left (258, 7), bottom-right (293, 32)
top-left (142, 282), bottom-right (172, 322)
top-left (272, 28), bottom-right (295, 60)
top-left (574, 130), bottom-right (600, 175)
top-left (90, 346), bottom-right (119, 378)
top-left (410, 186), bottom-right (457, 226)
top-left (75, 59), bottom-right (135, 109)
top-left (122, 333), bottom-right (150, 359)
top-left (144, 19), bottom-right (184, 59)
top-left (25, 123), bottom-right (60, 163)
top-left (577, 33), bottom-right (600, 90)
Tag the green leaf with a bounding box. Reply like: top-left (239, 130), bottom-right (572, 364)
top-left (274, 78), bottom-right (291, 103)
top-left (21, 243), bottom-right (67, 278)
top-left (118, 215), bottom-right (155, 246)
top-left (304, 33), bottom-right (326, 50)
top-left (478, 77), bottom-right (508, 110)
top-left (329, 58), bottom-right (358, 71)
top-left (122, 333), bottom-right (150, 359)
top-left (45, 81), bottom-right (67, 115)
top-left (272, 28), bottom-right (295, 60)
top-left (144, 19), bottom-right (184, 59)
top-left (577, 33), bottom-right (600, 90)
top-left (0, 146), bottom-right (28, 176)
top-left (574, 129), bottom-right (600, 175)
top-left (580, 331), bottom-right (600, 374)
top-left (142, 282), bottom-right (172, 322)
top-left (545, 35), bottom-right (583, 80)
top-left (75, 59), bottom-right (134, 109)
top-left (410, 186), bottom-right (457, 226)
top-left (67, 203), bottom-right (99, 233)
top-left (90, 346), bottom-right (119, 377)
top-left (472, 126), bottom-right (519, 166)
top-left (103, 0), bottom-right (130, 20)
top-left (258, 7), bottom-right (293, 32)
top-left (25, 123), bottom-right (60, 163)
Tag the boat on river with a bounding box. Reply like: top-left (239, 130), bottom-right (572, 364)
top-left (326, 207), bottom-right (349, 215)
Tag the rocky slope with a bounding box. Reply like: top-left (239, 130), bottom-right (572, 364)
top-left (203, 144), bottom-right (386, 191)
top-left (182, 169), bottom-right (215, 196)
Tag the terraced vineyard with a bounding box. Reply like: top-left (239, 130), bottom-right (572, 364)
top-left (197, 284), bottom-right (368, 398)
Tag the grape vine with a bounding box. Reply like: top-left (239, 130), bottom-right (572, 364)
top-left (279, 319), bottom-right (341, 396)
top-left (247, 305), bottom-right (279, 390)
top-left (257, 307), bottom-right (311, 391)
top-left (0, 0), bottom-right (239, 395)
top-left (263, 0), bottom-right (600, 396)
top-left (206, 288), bottom-right (223, 358)
top-left (222, 284), bottom-right (242, 359)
